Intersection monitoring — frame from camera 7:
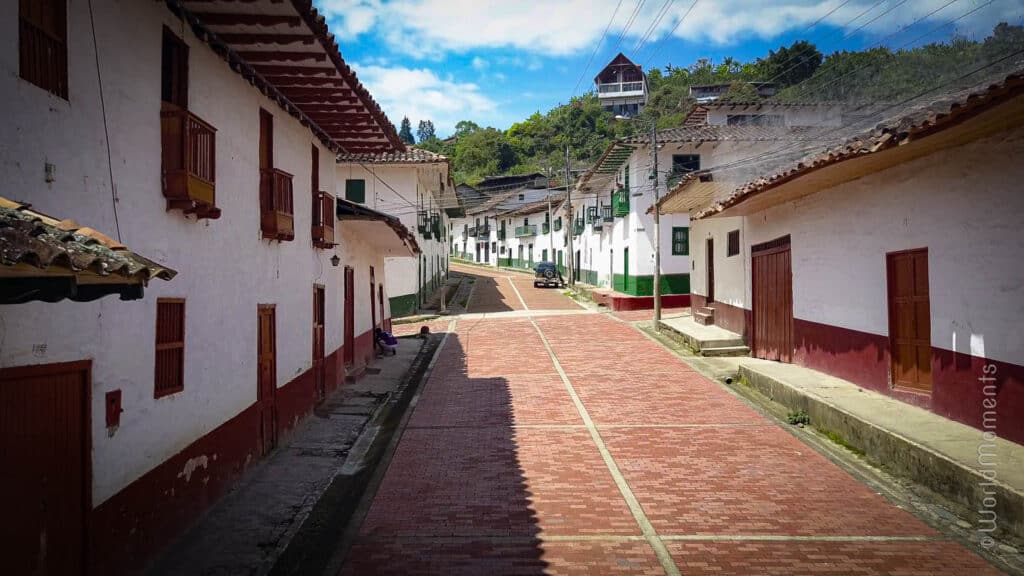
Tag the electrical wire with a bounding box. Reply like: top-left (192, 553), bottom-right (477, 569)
top-left (89, 0), bottom-right (122, 242)
top-left (571, 0), bottom-right (626, 97)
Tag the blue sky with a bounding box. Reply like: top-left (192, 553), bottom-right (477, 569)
top-left (313, 0), bottom-right (1024, 138)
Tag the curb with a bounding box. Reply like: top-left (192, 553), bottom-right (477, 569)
top-left (739, 364), bottom-right (1024, 543)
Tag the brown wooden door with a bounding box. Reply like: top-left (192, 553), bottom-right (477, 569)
top-left (752, 237), bottom-right (793, 363)
top-left (313, 286), bottom-right (326, 401)
top-left (370, 267), bottom-right (377, 330)
top-left (257, 305), bottom-right (277, 455)
top-left (1, 360), bottom-right (90, 576)
top-left (379, 285), bottom-right (386, 331)
top-left (887, 249), bottom-right (932, 392)
top-left (706, 238), bottom-right (715, 303)
top-left (344, 267), bottom-right (355, 365)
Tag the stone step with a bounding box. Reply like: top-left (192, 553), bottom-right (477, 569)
top-left (700, 345), bottom-right (750, 357)
top-left (692, 310), bottom-right (714, 325)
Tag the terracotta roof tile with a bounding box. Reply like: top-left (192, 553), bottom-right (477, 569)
top-left (336, 147), bottom-right (448, 164)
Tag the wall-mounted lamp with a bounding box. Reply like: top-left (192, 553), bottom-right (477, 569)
top-left (330, 253), bottom-right (340, 267)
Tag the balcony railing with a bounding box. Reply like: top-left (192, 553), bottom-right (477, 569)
top-left (515, 225), bottom-right (537, 238)
top-left (476, 224), bottom-right (491, 238)
top-left (596, 81), bottom-right (645, 95)
top-left (542, 222), bottom-right (550, 234)
top-left (498, 229), bottom-right (507, 241)
top-left (612, 188), bottom-right (630, 217)
top-left (161, 108), bottom-right (220, 219)
top-left (573, 218), bottom-right (584, 236)
top-left (601, 204), bottom-right (613, 222)
top-left (260, 168), bottom-right (294, 241)
top-left (553, 218), bottom-right (562, 232)
top-left (312, 191), bottom-right (335, 248)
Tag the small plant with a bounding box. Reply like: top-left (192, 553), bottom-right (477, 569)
top-left (786, 410), bottom-right (810, 426)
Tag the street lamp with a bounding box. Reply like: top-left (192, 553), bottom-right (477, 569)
top-left (613, 115), bottom-right (662, 323)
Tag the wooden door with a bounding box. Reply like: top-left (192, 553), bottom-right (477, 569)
top-left (344, 267), bottom-right (355, 366)
top-left (751, 237), bottom-right (793, 363)
top-left (370, 267), bottom-right (377, 330)
top-left (257, 305), bottom-right (277, 455)
top-left (1, 361), bottom-right (90, 576)
top-left (887, 249), bottom-right (932, 392)
top-left (378, 285), bottom-right (386, 332)
top-left (313, 286), bottom-right (326, 401)
top-left (706, 238), bottom-right (715, 303)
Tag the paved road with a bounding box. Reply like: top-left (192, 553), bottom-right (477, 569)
top-left (343, 265), bottom-right (1002, 574)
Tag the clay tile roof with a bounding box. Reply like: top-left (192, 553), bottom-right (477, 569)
top-left (620, 124), bottom-right (822, 145)
top-left (336, 147), bottom-right (448, 164)
top-left (1, 198), bottom-right (177, 302)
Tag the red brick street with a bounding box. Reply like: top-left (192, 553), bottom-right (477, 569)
top-left (339, 266), bottom-right (1003, 575)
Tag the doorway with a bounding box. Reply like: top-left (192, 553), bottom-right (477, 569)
top-left (623, 247), bottom-right (629, 293)
top-left (257, 305), bottom-right (278, 455)
top-left (344, 267), bottom-right (355, 366)
top-left (313, 286), bottom-right (325, 402)
top-left (1, 360), bottom-right (90, 576)
top-left (706, 238), bottom-right (715, 303)
top-left (751, 236), bottom-right (793, 363)
top-left (887, 248), bottom-right (932, 392)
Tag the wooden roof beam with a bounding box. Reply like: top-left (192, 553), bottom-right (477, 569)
top-left (300, 105), bottom-right (363, 114)
top-left (238, 51), bottom-right (326, 63)
top-left (287, 95), bottom-right (358, 104)
top-left (252, 65), bottom-right (337, 77)
top-left (262, 75), bottom-right (349, 87)
top-left (217, 34), bottom-right (316, 46)
top-left (280, 86), bottom-right (354, 97)
top-left (191, 12), bottom-right (300, 27)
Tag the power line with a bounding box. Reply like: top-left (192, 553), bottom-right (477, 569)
top-left (642, 0), bottom-right (699, 68)
top-left (632, 0), bottom-right (675, 56)
top-left (571, 0), bottom-right (626, 97)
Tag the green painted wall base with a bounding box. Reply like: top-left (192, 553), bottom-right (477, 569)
top-left (613, 273), bottom-right (690, 296)
top-left (389, 294), bottom-right (418, 318)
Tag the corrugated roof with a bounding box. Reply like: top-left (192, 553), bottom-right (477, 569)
top-left (0, 198), bottom-right (176, 302)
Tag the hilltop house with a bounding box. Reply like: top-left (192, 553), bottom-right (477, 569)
top-left (0, 1), bottom-right (415, 573)
top-left (595, 53), bottom-right (648, 118)
top-left (657, 69), bottom-right (1024, 445)
top-left (336, 148), bottom-right (455, 318)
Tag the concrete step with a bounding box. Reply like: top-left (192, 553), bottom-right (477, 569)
top-left (700, 345), bottom-right (750, 357)
top-left (693, 310), bottom-right (715, 325)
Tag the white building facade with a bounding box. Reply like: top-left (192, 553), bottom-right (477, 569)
top-left (0, 1), bottom-right (414, 573)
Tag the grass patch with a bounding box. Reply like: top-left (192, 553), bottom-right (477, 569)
top-left (820, 428), bottom-right (866, 457)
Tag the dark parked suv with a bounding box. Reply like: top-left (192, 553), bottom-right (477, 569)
top-left (533, 261), bottom-right (564, 288)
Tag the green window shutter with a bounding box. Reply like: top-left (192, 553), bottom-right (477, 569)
top-left (345, 179), bottom-right (366, 203)
top-left (672, 227), bottom-right (689, 255)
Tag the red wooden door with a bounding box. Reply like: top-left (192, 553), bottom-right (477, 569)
top-left (1, 360), bottom-right (90, 576)
top-left (344, 267), bottom-right (356, 365)
top-left (370, 267), bottom-right (377, 330)
top-left (752, 237), bottom-right (793, 363)
top-left (313, 286), bottom-right (326, 401)
top-left (887, 249), bottom-right (932, 392)
top-left (257, 305), bottom-right (277, 455)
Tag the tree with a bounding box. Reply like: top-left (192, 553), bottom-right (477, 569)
top-left (417, 120), bottom-right (436, 143)
top-left (398, 116), bottom-right (415, 144)
top-left (717, 81), bottom-right (762, 104)
top-left (453, 120), bottom-right (481, 138)
top-left (758, 40), bottom-right (823, 87)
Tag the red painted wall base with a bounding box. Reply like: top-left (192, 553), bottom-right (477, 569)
top-left (592, 291), bottom-right (690, 311)
top-left (91, 326), bottom-right (383, 575)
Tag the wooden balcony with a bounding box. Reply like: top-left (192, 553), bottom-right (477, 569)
top-left (514, 225), bottom-right (537, 238)
top-left (612, 188), bottom-right (630, 217)
top-left (161, 108), bottom-right (220, 219)
top-left (260, 168), bottom-right (294, 241)
top-left (312, 190), bottom-right (335, 248)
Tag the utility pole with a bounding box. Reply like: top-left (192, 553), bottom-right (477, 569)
top-left (651, 121), bottom-right (662, 323)
top-left (565, 144), bottom-right (575, 286)
top-left (547, 191), bottom-right (554, 259)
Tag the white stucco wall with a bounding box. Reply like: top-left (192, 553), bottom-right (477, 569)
top-left (701, 125), bottom-right (1024, 366)
top-left (689, 216), bottom-right (747, 309)
top-left (0, 1), bottom-right (391, 505)
top-left (706, 104), bottom-right (843, 127)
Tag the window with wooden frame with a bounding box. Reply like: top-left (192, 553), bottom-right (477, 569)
top-left (154, 299), bottom-right (185, 398)
top-left (671, 227), bottom-right (689, 256)
top-left (346, 179), bottom-right (366, 203)
top-left (727, 230), bottom-right (740, 257)
top-left (19, 0), bottom-right (68, 99)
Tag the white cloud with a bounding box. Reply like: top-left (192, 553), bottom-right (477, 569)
top-left (471, 56), bottom-right (489, 70)
top-left (352, 63), bottom-right (498, 136)
top-left (317, 0), bottom-right (1021, 58)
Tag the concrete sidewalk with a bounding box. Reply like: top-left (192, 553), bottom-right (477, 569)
top-left (737, 360), bottom-right (1024, 543)
top-left (147, 337), bottom-right (438, 576)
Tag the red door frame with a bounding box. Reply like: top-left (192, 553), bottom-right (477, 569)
top-left (0, 359), bottom-right (92, 575)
